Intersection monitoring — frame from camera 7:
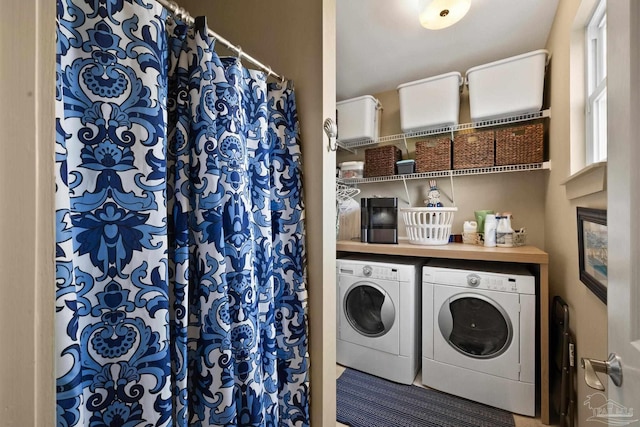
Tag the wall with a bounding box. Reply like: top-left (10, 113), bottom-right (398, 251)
top-left (178, 2), bottom-right (337, 425)
top-left (2, 1), bottom-right (334, 425)
top-left (338, 3), bottom-right (611, 421)
top-left (337, 87), bottom-right (547, 249)
top-left (0, 0), bottom-right (56, 425)
top-left (544, 0), bottom-right (608, 423)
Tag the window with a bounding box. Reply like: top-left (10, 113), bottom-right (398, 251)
top-left (585, 0), bottom-right (607, 164)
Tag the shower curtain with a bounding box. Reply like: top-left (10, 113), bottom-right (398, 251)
top-left (55, 1), bottom-right (309, 426)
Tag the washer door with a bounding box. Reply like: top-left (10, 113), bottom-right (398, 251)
top-left (338, 276), bottom-right (400, 355)
top-left (345, 283), bottom-right (395, 337)
top-left (433, 286), bottom-right (521, 380)
top-left (438, 293), bottom-right (513, 359)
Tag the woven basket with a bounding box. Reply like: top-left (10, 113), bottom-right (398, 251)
top-left (462, 232), bottom-right (479, 245)
top-left (513, 230), bottom-right (527, 247)
top-left (401, 207), bottom-right (457, 245)
top-left (453, 130), bottom-right (494, 169)
top-left (364, 145), bottom-right (402, 177)
top-left (462, 230), bottom-right (527, 246)
top-left (495, 122), bottom-right (544, 165)
top-left (415, 137), bottom-right (451, 172)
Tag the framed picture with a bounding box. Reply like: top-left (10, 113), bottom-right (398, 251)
top-left (577, 207), bottom-right (607, 304)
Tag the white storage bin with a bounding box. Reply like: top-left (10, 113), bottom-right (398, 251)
top-left (397, 72), bottom-right (462, 133)
top-left (336, 95), bottom-right (382, 143)
top-left (466, 49), bottom-right (549, 122)
top-left (339, 161), bottom-right (364, 179)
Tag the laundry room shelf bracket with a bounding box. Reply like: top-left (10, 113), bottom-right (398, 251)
top-left (336, 141), bottom-right (356, 153)
top-left (401, 176), bottom-right (411, 207)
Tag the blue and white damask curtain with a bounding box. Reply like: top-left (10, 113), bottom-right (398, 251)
top-left (55, 1), bottom-right (309, 425)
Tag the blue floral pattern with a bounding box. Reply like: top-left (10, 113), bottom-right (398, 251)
top-left (56, 1), bottom-right (309, 426)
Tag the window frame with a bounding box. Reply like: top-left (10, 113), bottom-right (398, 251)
top-left (585, 0), bottom-right (607, 165)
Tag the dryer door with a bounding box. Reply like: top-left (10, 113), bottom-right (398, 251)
top-left (338, 277), bottom-right (399, 355)
top-left (433, 286), bottom-right (521, 381)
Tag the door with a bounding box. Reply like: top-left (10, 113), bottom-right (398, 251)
top-left (344, 282), bottom-right (396, 337)
top-left (433, 286), bottom-right (522, 380)
top-left (338, 276), bottom-right (399, 355)
top-left (603, 0), bottom-right (640, 417)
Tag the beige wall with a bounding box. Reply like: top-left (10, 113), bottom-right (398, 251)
top-left (544, 0), bottom-right (608, 424)
top-left (338, 2), bottom-right (610, 422)
top-left (180, 1), bottom-right (337, 425)
top-left (337, 88), bottom-right (547, 249)
top-left (1, 0), bottom-right (56, 425)
top-left (3, 1), bottom-right (334, 425)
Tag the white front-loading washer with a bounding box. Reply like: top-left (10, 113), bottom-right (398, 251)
top-left (422, 260), bottom-right (536, 416)
top-left (337, 256), bottom-right (421, 385)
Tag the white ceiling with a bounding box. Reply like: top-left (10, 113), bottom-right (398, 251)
top-left (337, 0), bottom-right (560, 101)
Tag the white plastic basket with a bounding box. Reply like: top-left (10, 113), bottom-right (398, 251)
top-left (401, 207), bottom-right (458, 245)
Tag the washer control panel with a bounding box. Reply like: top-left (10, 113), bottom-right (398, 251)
top-left (361, 265), bottom-right (398, 281)
top-left (483, 277), bottom-right (511, 292)
top-left (338, 260), bottom-right (416, 282)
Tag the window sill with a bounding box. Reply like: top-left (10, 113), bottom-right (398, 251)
top-left (561, 161), bottom-right (607, 199)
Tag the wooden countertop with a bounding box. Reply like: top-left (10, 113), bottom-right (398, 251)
top-left (337, 239), bottom-right (548, 264)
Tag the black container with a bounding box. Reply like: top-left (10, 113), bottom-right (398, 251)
top-left (396, 160), bottom-right (415, 175)
top-left (360, 197), bottom-right (398, 244)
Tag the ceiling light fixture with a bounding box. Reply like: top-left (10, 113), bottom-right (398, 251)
top-left (418, 0), bottom-right (471, 30)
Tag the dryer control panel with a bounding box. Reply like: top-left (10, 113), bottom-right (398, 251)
top-left (423, 263), bottom-right (535, 295)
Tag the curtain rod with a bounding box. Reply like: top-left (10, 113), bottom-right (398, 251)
top-left (156, 0), bottom-right (286, 83)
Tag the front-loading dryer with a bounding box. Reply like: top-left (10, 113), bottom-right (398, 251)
top-left (422, 260), bottom-right (536, 416)
top-left (337, 256), bottom-right (421, 384)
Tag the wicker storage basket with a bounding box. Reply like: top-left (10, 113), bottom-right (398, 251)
top-left (453, 130), bottom-right (495, 169)
top-left (462, 230), bottom-right (527, 246)
top-left (401, 207), bottom-right (457, 245)
top-left (495, 122), bottom-right (544, 165)
top-left (513, 230), bottom-right (527, 247)
top-left (364, 145), bottom-right (402, 177)
top-left (415, 137), bottom-right (452, 172)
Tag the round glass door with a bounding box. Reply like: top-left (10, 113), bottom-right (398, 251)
top-left (438, 294), bottom-right (513, 359)
top-left (344, 283), bottom-right (395, 337)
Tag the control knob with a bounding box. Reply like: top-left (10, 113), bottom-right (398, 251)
top-left (467, 273), bottom-right (481, 287)
top-left (363, 265), bottom-right (373, 277)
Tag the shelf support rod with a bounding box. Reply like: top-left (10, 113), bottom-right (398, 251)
top-left (336, 141), bottom-right (356, 154)
top-left (402, 176), bottom-right (411, 207)
top-left (449, 172), bottom-right (456, 206)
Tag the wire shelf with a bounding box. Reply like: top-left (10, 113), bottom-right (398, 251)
top-left (338, 109), bottom-right (551, 149)
top-left (336, 138), bottom-right (378, 149)
top-left (336, 162), bottom-right (550, 185)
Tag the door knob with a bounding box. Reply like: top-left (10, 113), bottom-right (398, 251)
top-left (580, 353), bottom-right (623, 391)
